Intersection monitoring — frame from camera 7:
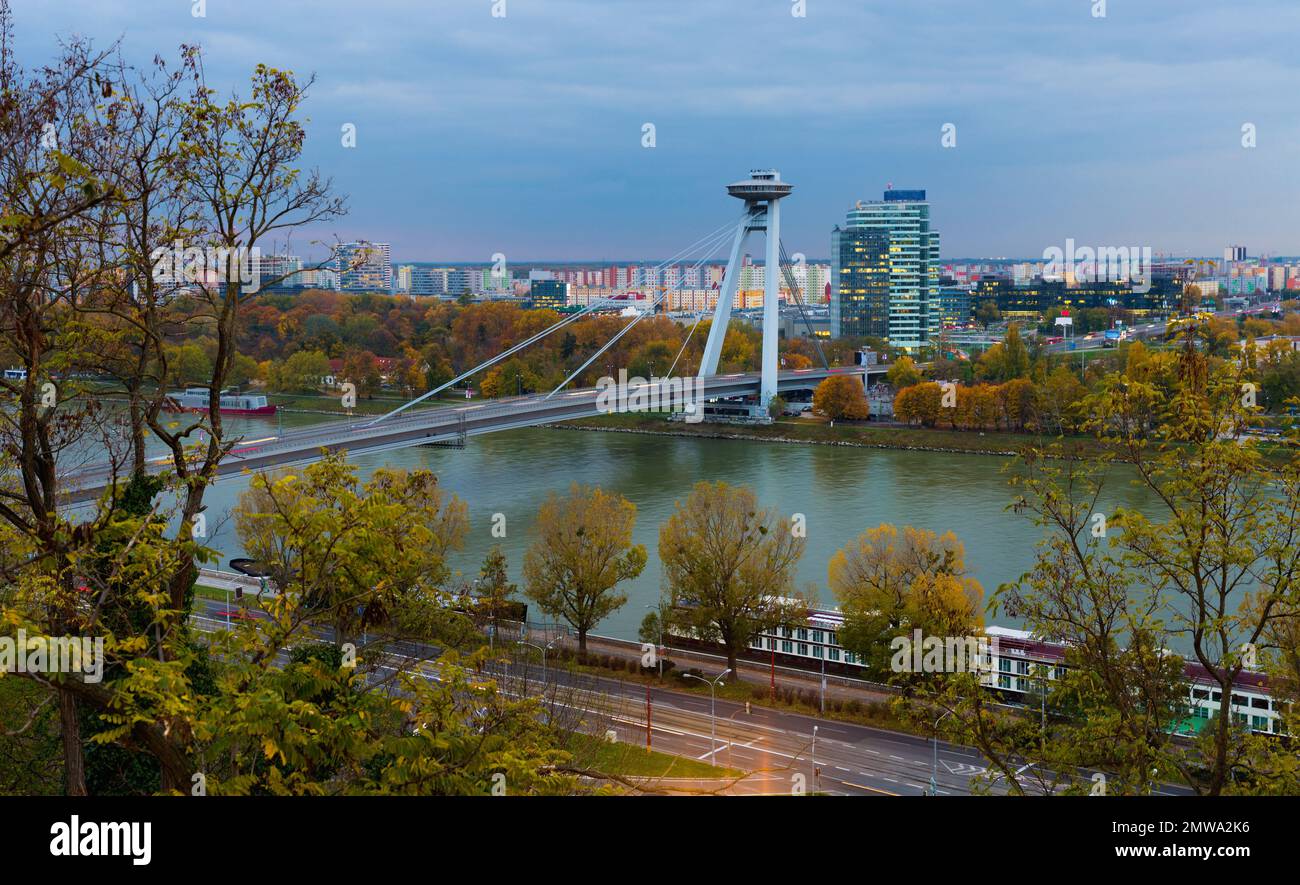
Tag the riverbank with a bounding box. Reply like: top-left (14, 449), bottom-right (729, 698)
top-left (553, 411), bottom-right (1114, 459)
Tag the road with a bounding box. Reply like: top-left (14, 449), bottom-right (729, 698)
top-left (1041, 303), bottom-right (1280, 355)
top-left (188, 597), bottom-right (1015, 797)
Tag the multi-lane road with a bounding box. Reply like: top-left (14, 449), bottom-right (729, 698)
top-left (187, 597), bottom-right (1057, 797)
top-left (1040, 303), bottom-right (1282, 355)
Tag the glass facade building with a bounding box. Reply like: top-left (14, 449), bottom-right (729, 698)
top-left (831, 190), bottom-right (940, 350)
top-left (936, 285), bottom-right (973, 327)
top-left (974, 277), bottom-right (1181, 318)
top-left (830, 226), bottom-right (890, 338)
top-left (528, 278), bottom-right (569, 310)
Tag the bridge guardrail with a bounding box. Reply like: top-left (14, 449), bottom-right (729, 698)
top-left (62, 368), bottom-right (865, 490)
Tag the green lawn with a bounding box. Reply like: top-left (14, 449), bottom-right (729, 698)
top-left (568, 733), bottom-right (743, 779)
top-left (193, 584), bottom-right (267, 611)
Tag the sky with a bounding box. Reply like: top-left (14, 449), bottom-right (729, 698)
top-left (12, 0), bottom-right (1300, 263)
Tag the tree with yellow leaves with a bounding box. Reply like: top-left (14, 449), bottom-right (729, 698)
top-left (829, 524), bottom-right (983, 677)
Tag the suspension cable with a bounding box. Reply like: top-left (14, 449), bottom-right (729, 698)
top-left (544, 215), bottom-right (742, 398)
top-left (779, 239), bottom-right (829, 370)
top-left (363, 217), bottom-right (744, 426)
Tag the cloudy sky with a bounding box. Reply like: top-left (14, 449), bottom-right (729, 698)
top-left (12, 0), bottom-right (1300, 262)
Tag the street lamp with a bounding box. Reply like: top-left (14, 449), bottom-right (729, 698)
top-left (812, 724), bottom-right (819, 791)
top-left (682, 667), bottom-right (731, 761)
top-left (819, 652), bottom-right (826, 714)
top-left (931, 709), bottom-right (953, 796)
top-left (517, 638), bottom-right (557, 686)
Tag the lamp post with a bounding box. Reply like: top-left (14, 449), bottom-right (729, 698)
top-left (682, 667), bottom-right (731, 760)
top-left (812, 724), bottom-right (819, 791)
top-left (820, 653), bottom-right (826, 714)
top-left (931, 709), bottom-right (953, 796)
top-left (517, 638), bottom-right (556, 686)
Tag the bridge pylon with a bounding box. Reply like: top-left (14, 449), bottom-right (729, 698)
top-left (697, 169), bottom-right (792, 415)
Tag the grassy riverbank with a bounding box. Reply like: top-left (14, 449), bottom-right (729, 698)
top-left (556, 411), bottom-right (1115, 459)
top-left (556, 411), bottom-right (1298, 463)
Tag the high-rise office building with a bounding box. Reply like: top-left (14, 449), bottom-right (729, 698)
top-left (830, 226), bottom-right (890, 338)
top-left (831, 189), bottom-right (940, 349)
top-left (334, 241), bottom-right (392, 292)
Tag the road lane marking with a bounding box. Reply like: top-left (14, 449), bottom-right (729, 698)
top-left (845, 781), bottom-right (898, 796)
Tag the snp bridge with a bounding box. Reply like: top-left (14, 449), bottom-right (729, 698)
top-left (60, 169), bottom-right (884, 503)
top-left (61, 366), bottom-right (876, 503)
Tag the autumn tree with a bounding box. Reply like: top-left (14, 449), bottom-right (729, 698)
top-left (813, 374), bottom-right (869, 420)
top-left (830, 524), bottom-right (983, 677)
top-left (944, 321), bottom-right (1300, 796)
top-left (658, 481), bottom-right (807, 677)
top-left (977, 323), bottom-right (1030, 382)
top-left (894, 381), bottom-right (942, 427)
top-left (522, 484), bottom-right (646, 652)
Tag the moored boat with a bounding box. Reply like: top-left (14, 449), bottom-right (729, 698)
top-left (164, 387), bottom-right (277, 416)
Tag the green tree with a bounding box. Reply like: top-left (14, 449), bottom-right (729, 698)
top-left (886, 355), bottom-right (923, 388)
top-left (974, 299), bottom-right (1001, 329)
top-left (164, 343), bottom-right (213, 386)
top-left (658, 481), bottom-right (807, 677)
top-left (522, 484), bottom-right (646, 652)
top-left (274, 349), bottom-right (331, 393)
top-left (233, 454), bottom-right (469, 648)
top-left (476, 546), bottom-right (517, 637)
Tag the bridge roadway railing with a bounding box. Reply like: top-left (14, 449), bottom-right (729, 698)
top-left (218, 366), bottom-right (858, 465)
top-left (61, 368), bottom-right (866, 500)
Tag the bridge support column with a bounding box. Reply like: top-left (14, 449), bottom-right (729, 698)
top-left (698, 213), bottom-right (752, 378)
top-left (697, 171), bottom-right (793, 421)
top-left (760, 199), bottom-right (780, 408)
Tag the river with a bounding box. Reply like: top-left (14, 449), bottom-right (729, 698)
top-left (182, 412), bottom-right (1167, 642)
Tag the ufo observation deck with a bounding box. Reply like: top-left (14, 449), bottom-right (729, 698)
top-left (726, 169), bottom-right (793, 202)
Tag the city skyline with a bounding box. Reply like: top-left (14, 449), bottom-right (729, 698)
top-left (4, 0), bottom-right (1300, 827)
top-left (12, 0), bottom-right (1300, 261)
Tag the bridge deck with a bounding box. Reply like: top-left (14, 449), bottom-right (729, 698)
top-left (61, 366), bottom-right (876, 503)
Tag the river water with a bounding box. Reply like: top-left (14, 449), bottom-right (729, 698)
top-left (180, 412), bottom-right (1166, 642)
